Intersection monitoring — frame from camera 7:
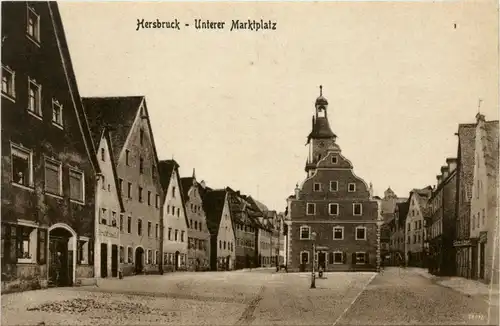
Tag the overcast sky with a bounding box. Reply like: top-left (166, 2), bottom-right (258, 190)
top-left (60, 1), bottom-right (498, 211)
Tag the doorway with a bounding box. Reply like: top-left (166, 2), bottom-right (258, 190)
top-left (48, 228), bottom-right (72, 287)
top-left (101, 243), bottom-right (108, 278)
top-left (471, 246), bottom-right (478, 279)
top-left (318, 252), bottom-right (326, 270)
top-left (135, 247), bottom-right (144, 274)
top-left (174, 251), bottom-right (180, 270)
top-left (111, 244), bottom-right (118, 277)
top-left (479, 243), bottom-right (485, 279)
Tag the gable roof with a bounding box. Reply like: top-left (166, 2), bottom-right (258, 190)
top-left (180, 177), bottom-right (195, 202)
top-left (102, 129), bottom-right (125, 213)
top-left (158, 159), bottom-right (189, 227)
top-left (48, 3), bottom-right (100, 174)
top-left (396, 201), bottom-right (410, 227)
top-left (202, 189), bottom-right (228, 236)
top-left (82, 96), bottom-right (144, 162)
top-left (457, 123), bottom-right (476, 201)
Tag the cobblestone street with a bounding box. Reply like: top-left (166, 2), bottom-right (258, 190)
top-left (2, 267), bottom-right (497, 325)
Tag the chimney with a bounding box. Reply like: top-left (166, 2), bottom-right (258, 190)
top-left (436, 175), bottom-right (442, 184)
top-left (294, 183), bottom-right (300, 200)
top-left (441, 165), bottom-right (449, 179)
top-left (446, 158), bottom-right (458, 173)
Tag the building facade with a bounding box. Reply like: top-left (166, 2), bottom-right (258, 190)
top-left (427, 159), bottom-right (457, 276)
top-left (159, 160), bottom-right (189, 272)
top-left (83, 96), bottom-right (163, 276)
top-left (202, 189), bottom-right (236, 271)
top-left (379, 188), bottom-right (406, 262)
top-left (181, 171), bottom-right (211, 271)
top-left (404, 187), bottom-right (431, 267)
top-left (454, 123), bottom-right (476, 279)
top-left (389, 201), bottom-right (409, 265)
top-left (1, 1), bottom-right (98, 291)
top-left (287, 87), bottom-right (379, 272)
top-left (470, 114), bottom-right (499, 283)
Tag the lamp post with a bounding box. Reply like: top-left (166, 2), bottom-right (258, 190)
top-left (310, 231), bottom-right (317, 289)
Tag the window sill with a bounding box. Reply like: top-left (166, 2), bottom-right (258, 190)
top-left (27, 109), bottom-right (43, 120)
top-left (26, 34), bottom-right (41, 47)
top-left (355, 263), bottom-right (367, 265)
top-left (333, 238), bottom-right (344, 240)
top-left (333, 262), bottom-right (344, 265)
top-left (45, 191), bottom-right (63, 200)
top-left (11, 182), bottom-right (34, 192)
top-left (355, 238), bottom-right (367, 241)
top-left (52, 122), bottom-right (64, 130)
top-left (70, 199), bottom-right (85, 205)
top-left (1, 92), bottom-right (16, 103)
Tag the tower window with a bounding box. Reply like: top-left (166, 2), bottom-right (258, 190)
top-left (101, 148), bottom-right (105, 161)
top-left (331, 156), bottom-right (338, 164)
top-left (313, 183), bottom-right (321, 192)
top-left (348, 183), bottom-right (356, 192)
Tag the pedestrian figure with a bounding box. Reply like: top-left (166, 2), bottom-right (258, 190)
top-left (53, 252), bottom-right (62, 286)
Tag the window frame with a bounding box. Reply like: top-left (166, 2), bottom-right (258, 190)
top-left (299, 225), bottom-right (311, 240)
top-left (137, 218), bottom-right (142, 236)
top-left (300, 251), bottom-right (310, 264)
top-left (332, 226), bottom-right (344, 240)
top-left (331, 156), bottom-right (338, 164)
top-left (306, 203), bottom-right (316, 215)
top-left (68, 167), bottom-right (85, 204)
top-left (355, 226), bottom-right (367, 240)
top-left (329, 181), bottom-right (338, 192)
top-left (355, 252), bottom-right (367, 265)
top-left (1, 65), bottom-right (16, 102)
top-left (328, 203), bottom-right (339, 216)
top-left (353, 203), bottom-right (363, 216)
top-left (10, 143), bottom-right (34, 189)
top-left (348, 183), bottom-right (356, 192)
top-left (313, 183), bottom-right (321, 192)
top-left (51, 99), bottom-right (64, 129)
top-left (27, 77), bottom-right (42, 118)
top-left (44, 157), bottom-right (62, 197)
top-left (26, 5), bottom-right (41, 44)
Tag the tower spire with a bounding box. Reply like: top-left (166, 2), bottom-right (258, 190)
top-left (319, 85), bottom-right (323, 96)
top-left (192, 168), bottom-right (196, 179)
top-left (478, 98), bottom-right (483, 114)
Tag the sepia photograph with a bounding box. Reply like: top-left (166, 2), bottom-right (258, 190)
top-left (1, 0), bottom-right (499, 325)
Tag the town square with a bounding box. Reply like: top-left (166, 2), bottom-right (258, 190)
top-left (1, 1), bottom-right (499, 325)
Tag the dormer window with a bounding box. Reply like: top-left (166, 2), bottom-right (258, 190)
top-left (313, 183), bottom-right (321, 192)
top-left (331, 156), bottom-right (338, 164)
top-left (348, 183), bottom-right (356, 192)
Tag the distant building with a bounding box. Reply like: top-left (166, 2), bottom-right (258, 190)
top-left (180, 170), bottom-right (211, 271)
top-left (159, 160), bottom-right (189, 271)
top-left (1, 2), bottom-right (99, 290)
top-left (287, 87), bottom-right (379, 272)
top-left (84, 96), bottom-right (163, 276)
top-left (404, 187), bottom-right (432, 267)
top-left (470, 114), bottom-right (499, 283)
top-left (389, 201), bottom-right (410, 265)
top-left (202, 189), bottom-right (236, 271)
top-left (454, 123), bottom-right (476, 279)
top-left (379, 188), bottom-right (407, 260)
top-left (427, 159), bottom-right (457, 276)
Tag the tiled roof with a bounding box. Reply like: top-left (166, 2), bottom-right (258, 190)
top-left (82, 96), bottom-right (144, 162)
top-left (180, 177), bottom-right (195, 201)
top-left (307, 116), bottom-right (336, 143)
top-left (202, 189), bottom-right (227, 236)
top-left (158, 160), bottom-right (177, 194)
top-left (396, 201), bottom-right (410, 227)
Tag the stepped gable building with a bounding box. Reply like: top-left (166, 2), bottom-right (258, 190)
top-left (180, 169), bottom-right (211, 271)
top-left (1, 2), bottom-right (99, 291)
top-left (287, 86), bottom-right (379, 272)
top-left (404, 187), bottom-right (432, 267)
top-left (83, 96), bottom-right (163, 276)
top-left (454, 123), bottom-right (476, 279)
top-left (201, 188), bottom-right (236, 271)
top-left (427, 159), bottom-right (458, 276)
top-left (470, 114), bottom-right (499, 283)
top-left (379, 188), bottom-right (407, 260)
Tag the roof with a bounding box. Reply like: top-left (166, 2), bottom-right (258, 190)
top-left (396, 201), bottom-right (410, 227)
top-left (49, 3), bottom-right (100, 174)
top-left (158, 160), bottom-right (178, 195)
top-left (484, 121), bottom-right (499, 175)
top-left (103, 130), bottom-right (125, 213)
top-left (307, 116), bottom-right (336, 142)
top-left (180, 177), bottom-right (195, 201)
top-left (82, 96), bottom-right (144, 163)
top-left (202, 189), bottom-right (227, 236)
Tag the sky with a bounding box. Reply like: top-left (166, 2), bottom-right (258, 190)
top-left (59, 1), bottom-right (499, 212)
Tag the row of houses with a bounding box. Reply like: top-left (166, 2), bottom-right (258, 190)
top-left (0, 1), bottom-right (284, 293)
top-left (384, 113), bottom-right (499, 285)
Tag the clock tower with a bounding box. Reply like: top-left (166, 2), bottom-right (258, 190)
top-left (305, 86), bottom-right (338, 175)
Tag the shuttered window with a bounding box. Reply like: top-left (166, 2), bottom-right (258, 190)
top-left (44, 159), bottom-right (61, 195)
top-left (69, 169), bottom-right (84, 202)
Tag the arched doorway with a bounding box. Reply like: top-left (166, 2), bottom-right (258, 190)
top-left (174, 251), bottom-right (180, 270)
top-left (48, 224), bottom-right (76, 287)
top-left (135, 247), bottom-right (144, 274)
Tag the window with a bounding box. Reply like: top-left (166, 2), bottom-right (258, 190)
top-left (139, 157), bottom-right (144, 174)
top-left (330, 181), bottom-right (338, 192)
top-left (313, 183), bottom-right (321, 192)
top-left (174, 229), bottom-right (178, 241)
top-left (333, 227), bottom-right (344, 240)
top-left (138, 187), bottom-right (144, 202)
top-left (111, 211), bottom-right (117, 227)
top-left (194, 221), bottom-right (198, 229)
top-left (306, 203), bottom-right (316, 215)
top-left (147, 191), bottom-right (151, 205)
top-left (155, 194), bottom-right (159, 208)
top-left (181, 231), bottom-right (185, 242)
top-left (1, 65), bottom-right (16, 100)
top-left (102, 175), bottom-right (106, 190)
top-left (172, 187), bottom-right (176, 198)
top-left (155, 224), bottom-right (159, 238)
top-left (300, 251), bottom-right (309, 264)
top-left (482, 209), bottom-right (485, 226)
top-left (353, 203), bottom-right (362, 216)
top-left (52, 100), bottom-right (63, 127)
top-left (119, 246), bottom-right (124, 263)
top-left (77, 239), bottom-right (89, 264)
top-left (125, 150), bottom-right (130, 166)
top-left (140, 129), bottom-right (144, 145)
top-left (223, 241), bottom-right (226, 250)
top-left (147, 249), bottom-right (152, 264)
top-left (69, 169), bottom-right (84, 202)
top-left (120, 214), bottom-right (124, 231)
top-left (127, 182), bottom-right (132, 199)
top-left (27, 5), bottom-right (40, 42)
top-left (44, 159), bottom-right (61, 195)
top-left (331, 156), bottom-right (338, 164)
top-left (300, 226), bottom-right (310, 240)
top-left (127, 247), bottom-right (133, 263)
top-left (355, 252), bottom-right (367, 265)
top-left (407, 223), bottom-right (411, 232)
top-left (28, 78), bottom-right (41, 116)
top-left (127, 216), bottom-right (132, 233)
top-left (355, 226), bottom-right (367, 240)
top-left (11, 145), bottom-right (33, 188)
top-left (348, 183), bottom-right (356, 192)
top-left (152, 165), bottom-right (156, 180)
top-left (333, 252), bottom-right (344, 264)
top-left (168, 228), bottom-right (172, 241)
top-left (177, 208), bottom-right (180, 217)
top-left (329, 203), bottom-right (339, 216)
top-left (148, 221), bottom-right (152, 237)
top-left (101, 208), bottom-right (107, 225)
top-left (137, 219), bottom-right (142, 236)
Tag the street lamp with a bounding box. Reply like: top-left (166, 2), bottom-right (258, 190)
top-left (310, 231), bottom-right (317, 289)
